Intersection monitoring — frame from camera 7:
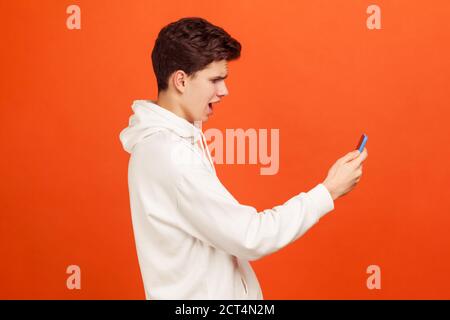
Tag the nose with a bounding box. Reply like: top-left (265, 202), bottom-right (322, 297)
top-left (217, 81), bottom-right (229, 98)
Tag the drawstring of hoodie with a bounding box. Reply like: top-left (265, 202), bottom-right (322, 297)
top-left (197, 130), bottom-right (216, 175)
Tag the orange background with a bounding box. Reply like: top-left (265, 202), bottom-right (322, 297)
top-left (1, 0), bottom-right (449, 299)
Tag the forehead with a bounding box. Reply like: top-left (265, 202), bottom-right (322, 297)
top-left (202, 60), bottom-right (228, 76)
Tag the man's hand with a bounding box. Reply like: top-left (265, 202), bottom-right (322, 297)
top-left (322, 148), bottom-right (368, 201)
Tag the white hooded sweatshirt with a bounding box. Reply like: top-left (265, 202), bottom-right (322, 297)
top-left (119, 100), bottom-right (335, 300)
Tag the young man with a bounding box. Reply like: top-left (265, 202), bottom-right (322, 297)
top-left (119, 17), bottom-right (368, 300)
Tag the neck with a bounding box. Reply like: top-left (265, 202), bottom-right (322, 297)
top-left (155, 92), bottom-right (193, 125)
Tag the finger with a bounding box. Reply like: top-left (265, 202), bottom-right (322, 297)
top-left (351, 157), bottom-right (363, 169)
top-left (340, 150), bottom-right (360, 164)
top-left (351, 148), bottom-right (368, 167)
top-left (361, 148), bottom-right (368, 160)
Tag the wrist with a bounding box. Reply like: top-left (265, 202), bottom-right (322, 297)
top-left (322, 181), bottom-right (338, 201)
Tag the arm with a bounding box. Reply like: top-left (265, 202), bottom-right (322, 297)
top-left (174, 164), bottom-right (334, 261)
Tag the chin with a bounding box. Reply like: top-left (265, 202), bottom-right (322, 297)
top-left (200, 113), bottom-right (211, 122)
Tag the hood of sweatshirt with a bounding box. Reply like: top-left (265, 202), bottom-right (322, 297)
top-left (119, 100), bottom-right (216, 174)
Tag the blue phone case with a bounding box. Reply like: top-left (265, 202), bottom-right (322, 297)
top-left (356, 134), bottom-right (368, 152)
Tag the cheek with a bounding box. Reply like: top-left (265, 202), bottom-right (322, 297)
top-left (209, 84), bottom-right (218, 97)
top-left (193, 81), bottom-right (215, 105)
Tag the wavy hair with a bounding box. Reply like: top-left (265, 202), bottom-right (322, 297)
top-left (151, 17), bottom-right (242, 93)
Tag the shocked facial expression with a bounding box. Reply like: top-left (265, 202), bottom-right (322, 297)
top-left (180, 59), bottom-right (229, 123)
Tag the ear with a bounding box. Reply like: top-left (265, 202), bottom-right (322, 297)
top-left (172, 70), bottom-right (187, 93)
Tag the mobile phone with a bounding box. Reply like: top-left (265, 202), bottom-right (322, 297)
top-left (356, 133), bottom-right (368, 153)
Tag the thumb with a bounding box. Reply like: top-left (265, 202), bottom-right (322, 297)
top-left (342, 150), bottom-right (360, 163)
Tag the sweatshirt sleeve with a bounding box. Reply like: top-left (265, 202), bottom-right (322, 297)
top-left (174, 162), bottom-right (334, 261)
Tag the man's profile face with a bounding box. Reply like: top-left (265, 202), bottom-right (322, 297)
top-left (181, 59), bottom-right (229, 123)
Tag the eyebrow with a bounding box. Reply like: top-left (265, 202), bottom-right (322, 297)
top-left (210, 74), bottom-right (228, 80)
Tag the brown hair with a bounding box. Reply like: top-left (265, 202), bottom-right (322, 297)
top-left (151, 17), bottom-right (242, 93)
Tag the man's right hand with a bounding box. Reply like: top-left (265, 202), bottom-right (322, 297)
top-left (322, 148), bottom-right (368, 201)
